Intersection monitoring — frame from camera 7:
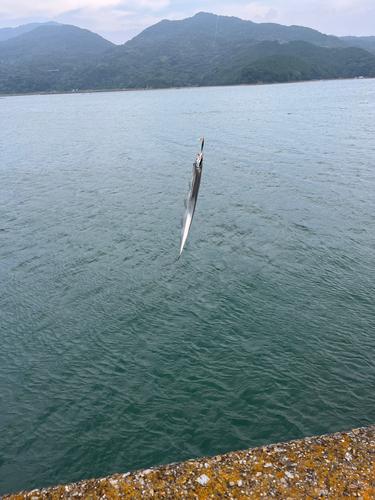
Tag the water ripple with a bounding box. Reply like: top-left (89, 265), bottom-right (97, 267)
top-left (1, 80), bottom-right (375, 495)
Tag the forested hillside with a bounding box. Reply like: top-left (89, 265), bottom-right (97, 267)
top-left (0, 22), bottom-right (61, 42)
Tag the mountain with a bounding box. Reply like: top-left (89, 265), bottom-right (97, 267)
top-left (0, 13), bottom-right (374, 95)
top-left (73, 40), bottom-right (375, 91)
top-left (127, 12), bottom-right (345, 49)
top-left (0, 24), bottom-right (115, 94)
top-left (237, 42), bottom-right (375, 85)
top-left (0, 22), bottom-right (61, 42)
top-left (340, 36), bottom-right (375, 54)
top-left (125, 13), bottom-right (374, 54)
top-left (0, 24), bottom-right (114, 62)
top-left (75, 13), bottom-right (374, 89)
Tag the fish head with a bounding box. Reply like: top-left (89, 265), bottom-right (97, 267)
top-left (195, 152), bottom-right (203, 170)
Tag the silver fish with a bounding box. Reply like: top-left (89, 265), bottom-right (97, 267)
top-left (174, 138), bottom-right (204, 262)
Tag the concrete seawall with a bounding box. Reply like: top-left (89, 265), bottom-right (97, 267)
top-left (2, 425), bottom-right (374, 499)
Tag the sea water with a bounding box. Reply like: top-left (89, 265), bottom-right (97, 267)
top-left (0, 79), bottom-right (374, 494)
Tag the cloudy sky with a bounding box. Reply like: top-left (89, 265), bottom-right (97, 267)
top-left (1, 0), bottom-right (374, 44)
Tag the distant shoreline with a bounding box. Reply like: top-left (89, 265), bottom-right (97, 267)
top-left (1, 76), bottom-right (372, 98)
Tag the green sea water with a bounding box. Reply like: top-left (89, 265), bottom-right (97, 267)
top-left (0, 80), bottom-right (374, 495)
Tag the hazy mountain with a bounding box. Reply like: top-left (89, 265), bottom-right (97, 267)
top-left (78, 39), bottom-right (374, 91)
top-left (85, 13), bottom-right (374, 89)
top-left (341, 36), bottom-right (375, 54)
top-left (236, 42), bottom-right (375, 85)
top-left (0, 22), bottom-right (61, 42)
top-left (0, 13), bottom-right (374, 95)
top-left (0, 24), bottom-right (114, 62)
top-left (125, 12), bottom-right (374, 54)
top-left (126, 12), bottom-right (345, 49)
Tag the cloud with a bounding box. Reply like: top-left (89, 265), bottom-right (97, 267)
top-left (0, 0), bottom-right (169, 19)
top-left (269, 0), bottom-right (375, 35)
top-left (214, 2), bottom-right (271, 20)
top-left (331, 0), bottom-right (358, 7)
top-left (264, 8), bottom-right (277, 21)
top-left (212, 0), bottom-right (375, 35)
top-left (0, 0), bottom-right (374, 41)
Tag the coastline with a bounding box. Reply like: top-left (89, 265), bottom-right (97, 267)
top-left (1, 76), bottom-right (372, 98)
top-left (2, 424), bottom-right (374, 499)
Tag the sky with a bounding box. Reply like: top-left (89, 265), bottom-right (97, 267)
top-left (0, 0), bottom-right (374, 44)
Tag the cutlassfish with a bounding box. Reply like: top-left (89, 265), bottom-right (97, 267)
top-left (174, 138), bottom-right (204, 262)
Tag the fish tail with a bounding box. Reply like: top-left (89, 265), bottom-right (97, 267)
top-left (168, 253), bottom-right (182, 265)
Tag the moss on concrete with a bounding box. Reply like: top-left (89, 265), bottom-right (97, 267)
top-left (2, 425), bottom-right (374, 499)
